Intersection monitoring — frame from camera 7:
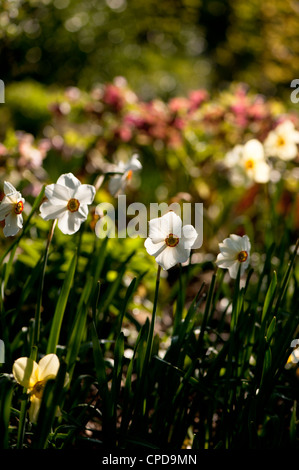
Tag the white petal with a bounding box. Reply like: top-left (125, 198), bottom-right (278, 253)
top-left (148, 219), bottom-right (166, 243)
top-left (228, 261), bottom-right (241, 279)
top-left (0, 200), bottom-right (13, 220)
top-left (56, 173), bottom-right (81, 191)
top-left (221, 236), bottom-right (240, 253)
top-left (181, 225), bottom-right (198, 249)
top-left (3, 213), bottom-right (23, 237)
top-left (155, 245), bottom-right (183, 270)
top-left (144, 237), bottom-right (166, 256)
top-left (45, 183), bottom-right (71, 203)
top-left (173, 241), bottom-right (191, 264)
top-left (4, 181), bottom-right (17, 196)
top-left (40, 201), bottom-right (67, 221)
top-left (57, 211), bottom-right (82, 235)
top-left (74, 184), bottom-right (96, 205)
top-left (254, 161), bottom-right (270, 183)
top-left (13, 357), bottom-right (39, 389)
top-left (216, 254), bottom-right (236, 268)
top-left (38, 354), bottom-right (60, 381)
top-left (242, 235), bottom-right (251, 253)
top-left (160, 211), bottom-right (182, 238)
top-left (279, 143), bottom-right (298, 161)
top-left (243, 139), bottom-right (264, 161)
top-left (125, 154), bottom-right (142, 171)
top-left (28, 396), bottom-right (41, 424)
top-left (109, 175), bottom-right (125, 196)
top-left (77, 204), bottom-right (89, 220)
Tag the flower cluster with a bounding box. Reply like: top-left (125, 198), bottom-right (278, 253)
top-left (223, 119), bottom-right (299, 186)
top-left (0, 152), bottom-right (142, 237)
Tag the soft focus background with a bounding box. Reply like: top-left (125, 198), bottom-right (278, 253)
top-left (2, 0), bottom-right (299, 98)
top-left (1, 0), bottom-right (299, 450)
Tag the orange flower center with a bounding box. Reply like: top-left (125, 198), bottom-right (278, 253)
top-left (126, 169), bottom-right (133, 181)
top-left (237, 250), bottom-right (248, 263)
top-left (245, 159), bottom-right (254, 170)
top-left (276, 135), bottom-right (285, 147)
top-left (14, 201), bottom-right (24, 215)
top-left (67, 198), bottom-right (80, 212)
top-left (165, 233), bottom-right (179, 247)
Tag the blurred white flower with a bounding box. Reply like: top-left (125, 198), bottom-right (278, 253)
top-left (0, 181), bottom-right (25, 237)
top-left (144, 211), bottom-right (198, 270)
top-left (108, 154), bottom-right (142, 196)
top-left (264, 120), bottom-right (299, 161)
top-left (225, 139), bottom-right (270, 185)
top-left (216, 234), bottom-right (251, 279)
top-left (40, 173), bottom-right (95, 235)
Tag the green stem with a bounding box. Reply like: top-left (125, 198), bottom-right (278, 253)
top-left (16, 392), bottom-right (28, 449)
top-left (33, 219), bottom-right (56, 349)
top-left (144, 264), bottom-right (161, 367)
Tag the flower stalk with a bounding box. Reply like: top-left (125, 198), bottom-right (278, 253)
top-left (33, 219), bottom-right (57, 350)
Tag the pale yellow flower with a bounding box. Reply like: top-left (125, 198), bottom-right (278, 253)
top-left (13, 354), bottom-right (61, 423)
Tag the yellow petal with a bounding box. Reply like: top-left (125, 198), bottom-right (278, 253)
top-left (29, 395), bottom-right (41, 424)
top-left (37, 354), bottom-right (60, 381)
top-left (12, 357), bottom-right (39, 389)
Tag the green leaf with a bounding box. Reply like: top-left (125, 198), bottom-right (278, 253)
top-left (0, 375), bottom-right (14, 449)
top-left (290, 401), bottom-right (297, 447)
top-left (46, 253), bottom-right (77, 354)
top-left (261, 271), bottom-right (277, 323)
top-left (33, 362), bottom-right (68, 449)
top-left (266, 316), bottom-right (276, 343)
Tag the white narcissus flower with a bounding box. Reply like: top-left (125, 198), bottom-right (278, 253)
top-left (108, 154), bottom-right (142, 196)
top-left (13, 353), bottom-right (63, 423)
top-left (225, 139), bottom-right (270, 184)
top-left (40, 173), bottom-right (95, 235)
top-left (0, 181), bottom-right (25, 237)
top-left (144, 211), bottom-right (198, 270)
top-left (264, 120), bottom-right (299, 161)
top-left (216, 234), bottom-right (251, 279)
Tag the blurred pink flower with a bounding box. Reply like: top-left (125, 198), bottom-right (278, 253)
top-left (188, 89), bottom-right (209, 112)
top-left (102, 84), bottom-right (125, 112)
top-left (18, 133), bottom-right (49, 169)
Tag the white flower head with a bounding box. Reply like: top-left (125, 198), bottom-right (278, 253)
top-left (40, 173), bottom-right (96, 235)
top-left (108, 154), bottom-right (142, 196)
top-left (264, 120), bottom-right (299, 161)
top-left (0, 182), bottom-right (25, 237)
top-left (216, 234), bottom-right (251, 279)
top-left (225, 139), bottom-right (270, 185)
top-left (144, 211), bottom-right (198, 270)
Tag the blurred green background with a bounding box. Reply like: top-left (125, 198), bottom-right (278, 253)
top-left (1, 0), bottom-right (298, 100)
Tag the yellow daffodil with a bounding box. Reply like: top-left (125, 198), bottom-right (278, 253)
top-left (13, 353), bottom-right (61, 423)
